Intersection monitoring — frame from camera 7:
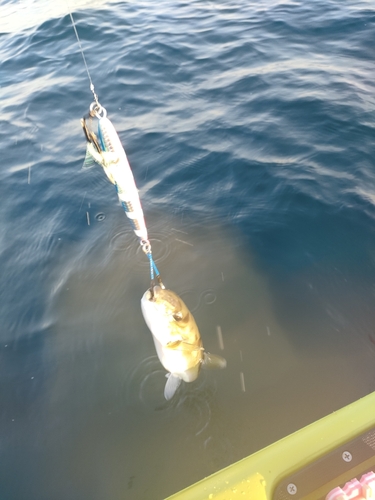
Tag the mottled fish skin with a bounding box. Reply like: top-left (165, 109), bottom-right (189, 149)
top-left (141, 286), bottom-right (226, 399)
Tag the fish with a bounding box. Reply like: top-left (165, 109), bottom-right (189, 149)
top-left (141, 285), bottom-right (227, 400)
top-left (82, 108), bottom-right (148, 243)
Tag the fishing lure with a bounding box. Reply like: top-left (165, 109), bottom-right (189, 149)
top-left (66, 7), bottom-right (160, 281)
top-left (82, 102), bottom-right (160, 281)
top-left (82, 103), bottom-right (148, 241)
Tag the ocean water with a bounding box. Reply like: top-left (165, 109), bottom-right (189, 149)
top-left (1, 0), bottom-right (375, 498)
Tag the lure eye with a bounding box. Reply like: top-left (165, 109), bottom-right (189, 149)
top-left (173, 312), bottom-right (183, 321)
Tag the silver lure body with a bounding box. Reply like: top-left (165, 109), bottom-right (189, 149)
top-left (84, 114), bottom-right (148, 243)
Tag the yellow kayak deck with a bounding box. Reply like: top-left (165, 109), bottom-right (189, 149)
top-left (167, 391), bottom-right (375, 500)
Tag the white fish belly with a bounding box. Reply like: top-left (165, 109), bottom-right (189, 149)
top-left (141, 295), bottom-right (172, 345)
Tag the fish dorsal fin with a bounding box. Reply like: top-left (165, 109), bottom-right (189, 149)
top-left (164, 373), bottom-right (182, 400)
top-left (202, 352), bottom-right (227, 370)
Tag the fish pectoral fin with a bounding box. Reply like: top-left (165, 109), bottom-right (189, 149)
top-left (166, 340), bottom-right (200, 352)
top-left (164, 373), bottom-right (182, 400)
top-left (202, 352), bottom-right (227, 370)
top-left (166, 340), bottom-right (182, 349)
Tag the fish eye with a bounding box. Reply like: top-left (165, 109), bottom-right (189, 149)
top-left (173, 312), bottom-right (183, 321)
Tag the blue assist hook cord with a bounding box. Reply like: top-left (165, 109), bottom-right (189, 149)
top-left (67, 5), bottom-right (161, 284)
top-left (147, 253), bottom-right (160, 281)
top-left (141, 240), bottom-right (161, 283)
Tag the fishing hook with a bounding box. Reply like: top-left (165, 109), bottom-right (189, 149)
top-left (81, 115), bottom-right (101, 153)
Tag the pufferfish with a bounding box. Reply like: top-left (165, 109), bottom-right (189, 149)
top-left (141, 286), bottom-right (226, 400)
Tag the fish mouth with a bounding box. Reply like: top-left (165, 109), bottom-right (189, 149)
top-left (144, 289), bottom-right (154, 301)
top-left (147, 285), bottom-right (162, 301)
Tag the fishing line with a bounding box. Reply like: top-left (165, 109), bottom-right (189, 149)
top-left (65, 2), bottom-right (163, 286)
top-left (66, 3), bottom-right (100, 107)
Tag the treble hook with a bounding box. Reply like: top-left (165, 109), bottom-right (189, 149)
top-left (81, 115), bottom-right (101, 153)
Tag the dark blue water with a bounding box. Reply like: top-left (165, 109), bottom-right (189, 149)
top-left (1, 1), bottom-right (375, 498)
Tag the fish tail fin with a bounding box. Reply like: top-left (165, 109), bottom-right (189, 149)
top-left (202, 352), bottom-right (227, 370)
top-left (82, 142), bottom-right (102, 169)
top-left (164, 373), bottom-right (182, 400)
top-left (82, 145), bottom-right (116, 184)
